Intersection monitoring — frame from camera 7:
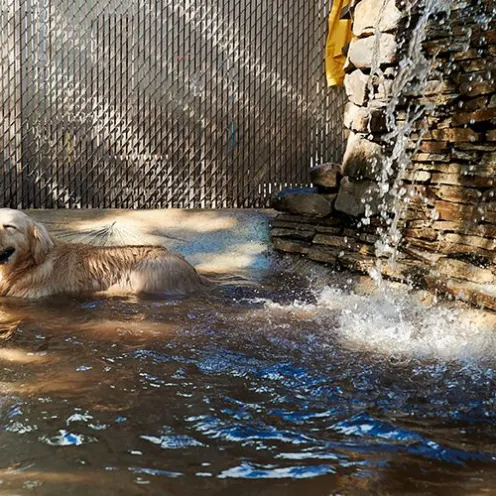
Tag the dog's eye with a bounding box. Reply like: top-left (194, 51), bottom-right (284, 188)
top-left (3, 224), bottom-right (17, 231)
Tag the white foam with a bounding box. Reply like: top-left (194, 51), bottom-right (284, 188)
top-left (262, 285), bottom-right (496, 363)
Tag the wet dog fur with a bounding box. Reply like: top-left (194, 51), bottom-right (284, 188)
top-left (0, 208), bottom-right (210, 298)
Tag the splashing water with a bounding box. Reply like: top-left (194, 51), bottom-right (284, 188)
top-left (263, 284), bottom-right (496, 363)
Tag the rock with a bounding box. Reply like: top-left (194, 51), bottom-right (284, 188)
top-left (452, 49), bottom-right (483, 61)
top-left (417, 141), bottom-right (448, 153)
top-left (313, 233), bottom-right (359, 251)
top-left (275, 213), bottom-right (342, 227)
top-left (270, 220), bottom-right (317, 232)
top-left (443, 233), bottom-right (496, 251)
top-left (422, 128), bottom-right (482, 142)
top-left (342, 132), bottom-right (384, 180)
top-left (348, 33), bottom-right (398, 70)
top-left (353, 0), bottom-right (403, 37)
top-left (271, 237), bottom-right (311, 254)
top-left (423, 38), bottom-right (471, 56)
top-left (343, 102), bottom-right (387, 132)
top-left (309, 163), bottom-right (341, 189)
top-left (344, 69), bottom-right (369, 106)
top-left (343, 102), bottom-right (358, 130)
top-left (373, 77), bottom-right (394, 101)
top-left (271, 188), bottom-right (335, 218)
top-left (434, 258), bottom-right (496, 284)
top-left (269, 228), bottom-right (315, 241)
top-left (457, 143), bottom-right (496, 152)
top-left (416, 80), bottom-right (458, 96)
top-left (335, 251), bottom-right (376, 272)
top-left (404, 227), bottom-right (438, 240)
top-left (431, 221), bottom-right (496, 238)
top-left (456, 95), bottom-right (489, 112)
top-left (403, 170), bottom-right (432, 183)
top-left (334, 176), bottom-right (382, 217)
top-left (452, 108), bottom-right (496, 126)
top-left (430, 172), bottom-right (495, 188)
top-left (434, 201), bottom-right (496, 224)
top-left (460, 58), bottom-right (492, 72)
top-left (487, 130), bottom-right (496, 141)
top-left (430, 185), bottom-right (482, 204)
top-left (460, 81), bottom-right (495, 97)
top-left (411, 153), bottom-right (450, 162)
top-left (426, 277), bottom-right (496, 312)
top-left (451, 149), bottom-right (480, 161)
top-left (408, 162), bottom-right (494, 176)
top-left (308, 246), bottom-right (341, 264)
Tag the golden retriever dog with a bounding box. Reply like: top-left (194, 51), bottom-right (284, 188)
top-left (0, 208), bottom-right (210, 298)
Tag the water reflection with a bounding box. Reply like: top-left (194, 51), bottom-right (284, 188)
top-left (0, 271), bottom-right (495, 494)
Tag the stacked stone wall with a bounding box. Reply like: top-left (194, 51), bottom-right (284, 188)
top-left (270, 0), bottom-right (496, 310)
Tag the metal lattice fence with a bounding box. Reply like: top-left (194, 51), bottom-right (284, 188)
top-left (1, 0), bottom-right (346, 209)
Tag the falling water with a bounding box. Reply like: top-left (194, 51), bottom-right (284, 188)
top-left (363, 0), bottom-right (453, 268)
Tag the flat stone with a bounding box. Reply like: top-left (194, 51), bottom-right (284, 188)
top-left (404, 227), bottom-right (438, 241)
top-left (451, 149), bottom-right (480, 161)
top-left (460, 81), bottom-right (495, 97)
top-left (429, 185), bottom-right (482, 204)
top-left (348, 33), bottom-right (398, 70)
top-left (434, 200), bottom-right (496, 224)
top-left (334, 176), bottom-right (382, 217)
top-left (430, 172), bottom-right (495, 188)
top-left (353, 0), bottom-right (403, 37)
top-left (416, 80), bottom-right (458, 96)
top-left (423, 38), bottom-right (471, 56)
top-left (403, 170), bottom-right (432, 183)
top-left (434, 258), bottom-right (496, 284)
top-left (342, 132), bottom-right (384, 180)
top-left (417, 141), bottom-right (449, 153)
top-left (271, 188), bottom-right (335, 218)
top-left (423, 128), bottom-right (482, 142)
top-left (272, 237), bottom-right (311, 255)
top-left (313, 233), bottom-right (359, 251)
top-left (309, 163), bottom-right (341, 189)
top-left (275, 213), bottom-right (342, 227)
top-left (344, 69), bottom-right (369, 106)
top-left (457, 143), bottom-right (496, 152)
top-left (270, 227), bottom-right (315, 241)
top-left (405, 237), bottom-right (496, 264)
top-left (270, 220), bottom-right (317, 232)
top-left (431, 221), bottom-right (496, 238)
top-left (307, 246), bottom-right (340, 264)
top-left (443, 233), bottom-right (496, 251)
top-left (451, 96), bottom-right (489, 112)
top-left (426, 277), bottom-right (496, 312)
top-left (411, 161), bottom-right (494, 176)
top-left (459, 58), bottom-right (492, 72)
top-left (411, 153), bottom-right (450, 162)
top-left (487, 130), bottom-right (496, 141)
top-left (452, 49), bottom-right (484, 61)
top-left (315, 225), bottom-right (342, 234)
top-left (452, 108), bottom-right (496, 126)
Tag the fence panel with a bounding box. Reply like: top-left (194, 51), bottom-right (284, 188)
top-left (0, 0), bottom-right (346, 208)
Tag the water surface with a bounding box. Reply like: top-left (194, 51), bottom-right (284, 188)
top-left (1, 211), bottom-right (496, 495)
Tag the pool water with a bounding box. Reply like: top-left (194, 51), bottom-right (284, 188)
top-left (1, 259), bottom-right (496, 496)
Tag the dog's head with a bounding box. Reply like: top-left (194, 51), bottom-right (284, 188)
top-left (0, 209), bottom-right (54, 268)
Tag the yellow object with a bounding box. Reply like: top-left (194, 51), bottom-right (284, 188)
top-left (325, 0), bottom-right (353, 87)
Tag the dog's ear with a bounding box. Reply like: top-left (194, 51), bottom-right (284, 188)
top-left (29, 221), bottom-right (54, 265)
